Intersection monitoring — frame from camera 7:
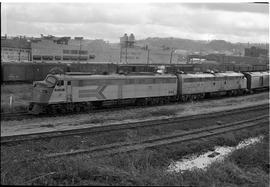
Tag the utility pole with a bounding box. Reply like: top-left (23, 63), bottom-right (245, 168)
top-left (18, 38), bottom-right (21, 62)
top-left (169, 48), bottom-right (174, 64)
top-left (147, 47), bottom-right (150, 65)
top-left (125, 45), bottom-right (128, 64)
top-left (78, 38), bottom-right (82, 63)
top-left (120, 45), bottom-right (122, 63)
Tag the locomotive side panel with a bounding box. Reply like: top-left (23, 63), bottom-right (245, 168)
top-left (244, 72), bottom-right (269, 90)
top-left (48, 81), bottom-right (67, 103)
top-left (178, 72), bottom-right (247, 95)
top-left (72, 85), bottom-right (118, 102)
top-left (122, 77), bottom-right (177, 98)
top-left (263, 73), bottom-right (269, 87)
top-left (66, 75), bottom-right (178, 103)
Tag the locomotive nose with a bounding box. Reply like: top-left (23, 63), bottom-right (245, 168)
top-left (32, 82), bottom-right (52, 103)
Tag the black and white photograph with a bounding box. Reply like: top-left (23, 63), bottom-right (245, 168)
top-left (1, 0), bottom-right (269, 186)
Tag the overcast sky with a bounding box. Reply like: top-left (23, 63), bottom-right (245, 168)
top-left (1, 2), bottom-right (269, 43)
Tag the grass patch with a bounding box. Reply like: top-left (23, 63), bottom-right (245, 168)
top-left (1, 84), bottom-right (32, 113)
top-left (149, 108), bottom-right (177, 117)
top-left (1, 125), bottom-right (268, 185)
top-left (40, 124), bottom-right (55, 128)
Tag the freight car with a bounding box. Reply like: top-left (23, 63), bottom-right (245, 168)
top-left (1, 61), bottom-right (269, 84)
top-left (29, 70), bottom-right (269, 114)
top-left (1, 62), bottom-right (118, 83)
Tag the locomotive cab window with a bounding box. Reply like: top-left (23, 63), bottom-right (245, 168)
top-left (67, 81), bottom-right (71, 85)
top-left (57, 80), bottom-right (64, 86)
top-left (46, 76), bottom-right (57, 87)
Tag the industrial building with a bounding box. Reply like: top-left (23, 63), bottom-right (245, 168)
top-left (31, 35), bottom-right (93, 62)
top-left (1, 35), bottom-right (96, 63)
top-left (1, 36), bottom-right (31, 62)
top-left (245, 46), bottom-right (268, 58)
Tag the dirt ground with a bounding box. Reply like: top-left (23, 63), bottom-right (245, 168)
top-left (1, 92), bottom-right (269, 137)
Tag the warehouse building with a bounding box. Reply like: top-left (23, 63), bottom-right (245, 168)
top-left (31, 35), bottom-right (94, 62)
top-left (1, 36), bottom-right (31, 62)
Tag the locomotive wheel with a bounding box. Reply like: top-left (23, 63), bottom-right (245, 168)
top-left (159, 99), bottom-right (164, 105)
top-left (60, 106), bottom-right (67, 114)
top-left (75, 105), bottom-right (81, 113)
top-left (191, 95), bottom-right (197, 101)
top-left (181, 96), bottom-right (187, 102)
top-left (227, 91), bottom-right (233, 97)
top-left (199, 94), bottom-right (205, 100)
top-left (46, 105), bottom-right (53, 114)
top-left (238, 90), bottom-right (244, 95)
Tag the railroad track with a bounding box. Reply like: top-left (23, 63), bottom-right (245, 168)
top-left (0, 111), bottom-right (32, 121)
top-left (1, 91), bottom-right (268, 121)
top-left (9, 114), bottom-right (269, 163)
top-left (1, 103), bottom-right (269, 145)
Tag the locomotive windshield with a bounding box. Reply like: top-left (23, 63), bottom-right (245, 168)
top-left (46, 76), bottom-right (57, 87)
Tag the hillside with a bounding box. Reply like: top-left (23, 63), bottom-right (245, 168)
top-left (135, 37), bottom-right (268, 55)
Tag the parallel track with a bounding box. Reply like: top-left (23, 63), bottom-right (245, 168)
top-left (1, 91), bottom-right (268, 121)
top-left (1, 112), bottom-right (32, 121)
top-left (1, 103), bottom-right (268, 145)
top-left (11, 114), bottom-right (269, 163)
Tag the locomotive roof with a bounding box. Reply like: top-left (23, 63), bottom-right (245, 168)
top-left (243, 71), bottom-right (269, 76)
top-left (49, 73), bottom-right (176, 80)
top-left (180, 72), bottom-right (244, 78)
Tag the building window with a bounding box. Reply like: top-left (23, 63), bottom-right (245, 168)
top-left (70, 50), bottom-right (78, 54)
top-left (63, 56), bottom-right (78, 61)
top-left (79, 56), bottom-right (88, 61)
top-left (63, 56), bottom-right (71, 61)
top-left (89, 54), bottom-right (95, 59)
top-left (33, 55), bottom-right (41, 60)
top-left (79, 50), bottom-right (88, 55)
top-left (42, 56), bottom-right (53, 60)
top-left (63, 50), bottom-right (70, 54)
top-left (55, 56), bottom-right (62, 60)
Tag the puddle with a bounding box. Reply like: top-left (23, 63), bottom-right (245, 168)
top-left (168, 136), bottom-right (264, 173)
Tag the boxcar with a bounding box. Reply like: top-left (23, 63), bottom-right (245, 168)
top-left (117, 64), bottom-right (156, 73)
top-left (2, 62), bottom-right (34, 82)
top-left (69, 62), bottom-right (117, 74)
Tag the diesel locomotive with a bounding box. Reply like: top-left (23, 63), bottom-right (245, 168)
top-left (29, 71), bottom-right (269, 114)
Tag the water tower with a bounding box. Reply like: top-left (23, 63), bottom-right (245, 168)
top-left (120, 33), bottom-right (128, 48)
top-left (128, 33), bottom-right (135, 47)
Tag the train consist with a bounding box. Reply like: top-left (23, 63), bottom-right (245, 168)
top-left (29, 71), bottom-right (269, 114)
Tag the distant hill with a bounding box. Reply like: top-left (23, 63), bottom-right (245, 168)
top-left (135, 37), bottom-right (268, 55)
top-left (85, 37), bottom-right (268, 64)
